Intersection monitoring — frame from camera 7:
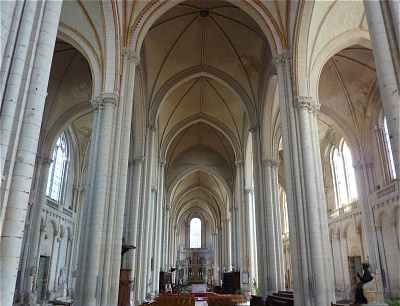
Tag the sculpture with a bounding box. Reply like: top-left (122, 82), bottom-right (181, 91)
top-left (355, 263), bottom-right (374, 304)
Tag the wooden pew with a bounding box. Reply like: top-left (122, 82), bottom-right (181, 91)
top-left (274, 292), bottom-right (293, 299)
top-left (266, 294), bottom-right (294, 306)
top-left (265, 296), bottom-right (291, 306)
top-left (250, 295), bottom-right (264, 306)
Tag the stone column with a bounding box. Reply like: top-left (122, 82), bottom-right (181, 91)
top-left (235, 160), bottom-right (250, 273)
top-left (261, 159), bottom-right (281, 293)
top-left (20, 156), bottom-right (51, 301)
top-left (0, 0), bottom-right (23, 68)
top-left (0, 0), bottom-right (43, 173)
top-left (15, 157), bottom-right (50, 303)
top-left (226, 218), bottom-right (232, 270)
top-left (76, 93), bottom-right (119, 306)
top-left (103, 50), bottom-right (138, 306)
top-left (230, 192), bottom-right (239, 270)
top-left (353, 160), bottom-right (385, 299)
top-left (250, 127), bottom-right (269, 297)
top-left (331, 232), bottom-right (344, 296)
top-left (0, 1), bottom-right (62, 305)
top-left (272, 164), bottom-right (285, 291)
top-left (274, 51), bottom-right (335, 306)
top-left (126, 156), bottom-right (144, 304)
top-left (364, 1), bottom-right (400, 176)
top-left (162, 206), bottom-right (170, 271)
top-left (135, 127), bottom-right (155, 303)
top-left (153, 161), bottom-right (166, 294)
top-left (339, 233), bottom-right (351, 299)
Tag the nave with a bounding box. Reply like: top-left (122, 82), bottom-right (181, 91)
top-left (1, 1), bottom-right (399, 306)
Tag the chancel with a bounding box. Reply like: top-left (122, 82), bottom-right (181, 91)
top-left (1, 1), bottom-right (399, 306)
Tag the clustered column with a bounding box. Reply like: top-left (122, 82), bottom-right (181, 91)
top-left (134, 127), bottom-right (156, 303)
top-left (274, 51), bottom-right (335, 306)
top-left (235, 160), bottom-right (251, 274)
top-left (364, 0), bottom-right (400, 177)
top-left (20, 156), bottom-right (52, 302)
top-left (125, 156), bottom-right (144, 304)
top-left (353, 160), bottom-right (385, 298)
top-left (262, 159), bottom-right (283, 293)
top-left (75, 48), bottom-right (138, 306)
top-left (0, 1), bottom-right (62, 305)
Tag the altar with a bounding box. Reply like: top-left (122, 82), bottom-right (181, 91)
top-left (176, 248), bottom-right (214, 285)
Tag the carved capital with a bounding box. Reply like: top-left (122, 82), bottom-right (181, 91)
top-left (272, 51), bottom-right (291, 66)
top-left (91, 92), bottom-right (119, 110)
top-left (129, 155), bottom-right (144, 166)
top-left (123, 48), bottom-right (140, 65)
top-left (244, 188), bottom-right (252, 195)
top-left (41, 156), bottom-right (52, 166)
top-left (235, 160), bottom-right (243, 167)
top-left (295, 96), bottom-right (320, 113)
top-left (248, 124), bottom-right (259, 134)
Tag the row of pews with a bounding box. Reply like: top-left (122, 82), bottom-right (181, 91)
top-left (251, 291), bottom-right (294, 306)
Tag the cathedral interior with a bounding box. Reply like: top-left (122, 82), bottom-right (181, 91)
top-left (0, 1), bottom-right (399, 306)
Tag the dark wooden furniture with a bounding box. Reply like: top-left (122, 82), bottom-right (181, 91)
top-left (118, 269), bottom-right (131, 306)
top-left (159, 271), bottom-right (172, 293)
top-left (250, 295), bottom-right (264, 306)
top-left (222, 272), bottom-right (240, 294)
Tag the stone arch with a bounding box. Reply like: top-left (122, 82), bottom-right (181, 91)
top-left (101, 1), bottom-right (119, 92)
top-left (310, 29), bottom-right (371, 101)
top-left (57, 26), bottom-right (101, 96)
top-left (177, 202), bottom-right (219, 234)
top-left (160, 113), bottom-right (241, 162)
top-left (42, 104), bottom-right (93, 156)
top-left (173, 187), bottom-right (223, 221)
top-left (168, 166), bottom-right (232, 206)
top-left (149, 65), bottom-right (256, 127)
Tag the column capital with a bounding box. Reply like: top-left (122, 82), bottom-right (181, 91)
top-left (262, 158), bottom-right (279, 168)
top-left (38, 155), bottom-right (52, 165)
top-left (244, 188), bottom-right (252, 195)
top-left (123, 48), bottom-right (140, 64)
top-left (91, 92), bottom-right (119, 110)
top-left (272, 50), bottom-right (291, 66)
top-left (295, 96), bottom-right (320, 113)
top-left (373, 124), bottom-right (385, 132)
top-left (128, 156), bottom-right (144, 166)
top-left (235, 160), bottom-right (244, 166)
top-left (248, 124), bottom-right (260, 133)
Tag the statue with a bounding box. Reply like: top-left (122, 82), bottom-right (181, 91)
top-left (354, 263), bottom-right (374, 304)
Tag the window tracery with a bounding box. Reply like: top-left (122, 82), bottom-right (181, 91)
top-left (330, 140), bottom-right (358, 208)
top-left (46, 133), bottom-right (69, 203)
top-left (190, 217), bottom-right (202, 249)
top-left (383, 117), bottom-right (397, 180)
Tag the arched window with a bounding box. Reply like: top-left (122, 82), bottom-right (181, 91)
top-left (383, 117), bottom-right (397, 179)
top-left (46, 133), bottom-right (69, 202)
top-left (189, 217), bottom-right (202, 248)
top-left (279, 187), bottom-right (289, 236)
top-left (330, 140), bottom-right (358, 208)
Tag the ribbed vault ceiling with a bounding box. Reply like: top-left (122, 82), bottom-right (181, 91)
top-left (143, 0), bottom-right (269, 104)
top-left (319, 47), bottom-right (378, 138)
top-left (148, 0), bottom-right (272, 226)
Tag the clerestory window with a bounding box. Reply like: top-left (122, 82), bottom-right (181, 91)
top-left (46, 133), bottom-right (69, 203)
top-left (330, 140), bottom-right (358, 208)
